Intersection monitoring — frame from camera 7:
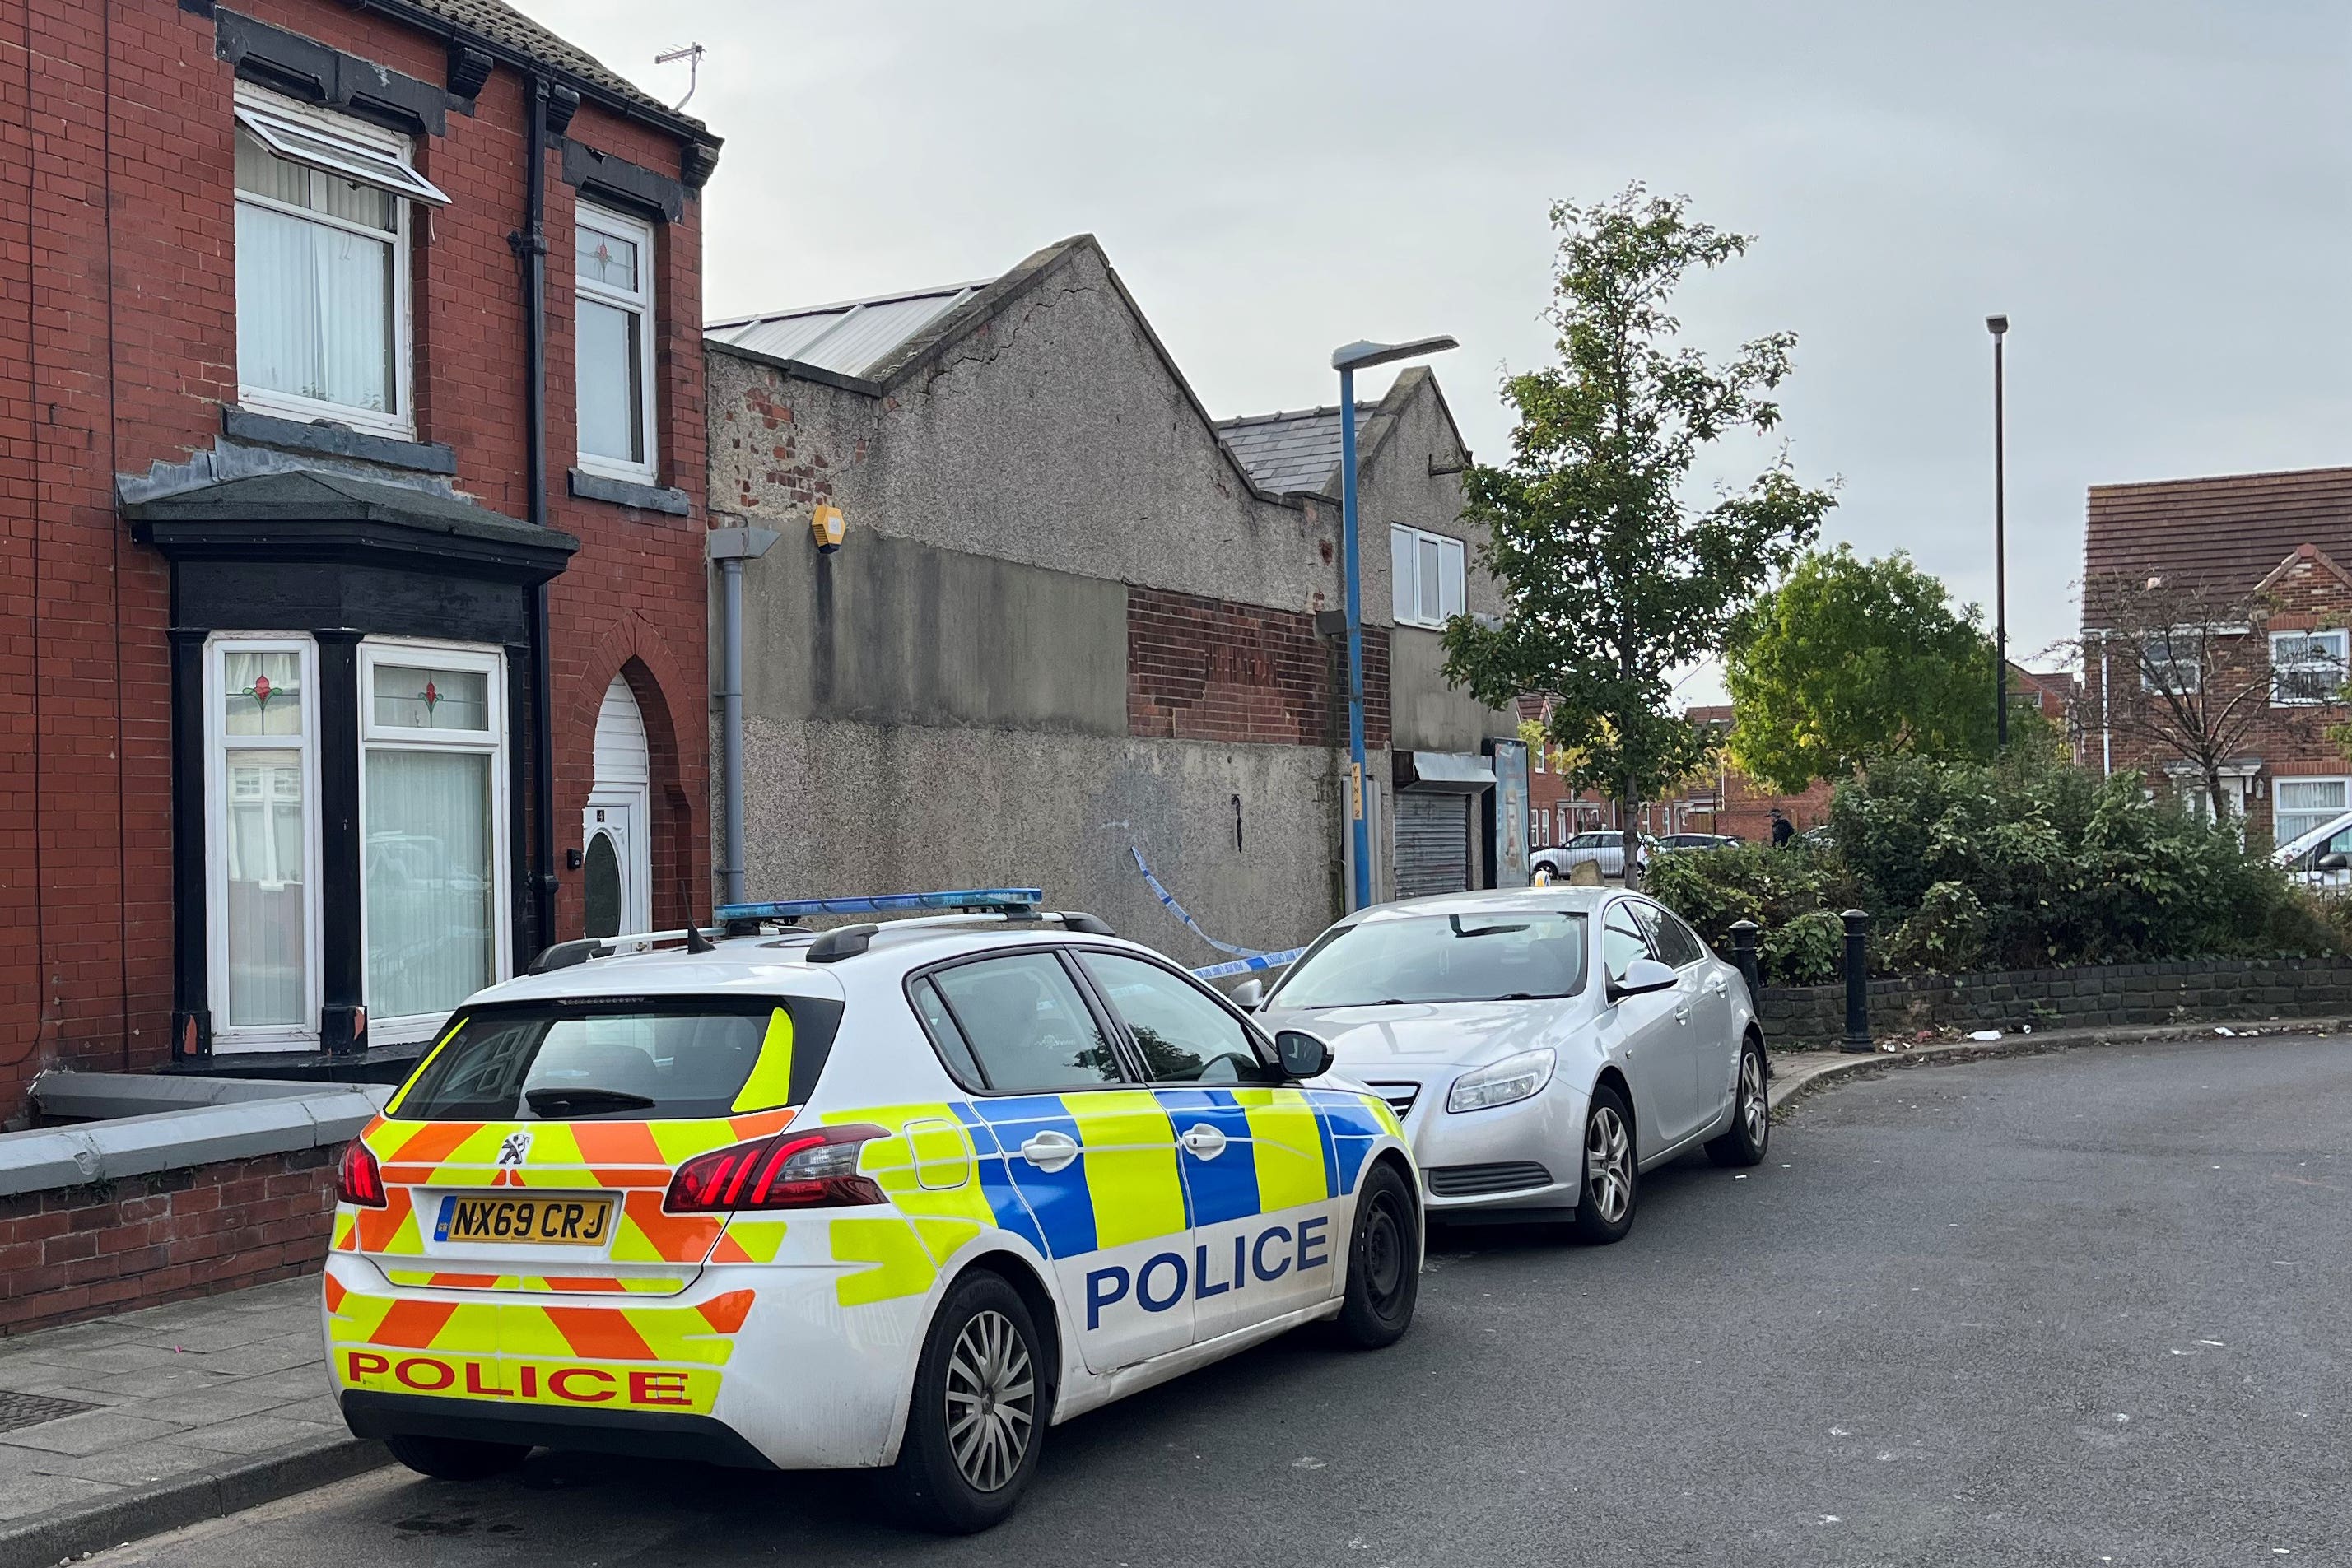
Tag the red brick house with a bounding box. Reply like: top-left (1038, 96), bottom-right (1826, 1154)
top-left (2, 0), bottom-right (720, 1113)
top-left (2080, 465), bottom-right (2352, 846)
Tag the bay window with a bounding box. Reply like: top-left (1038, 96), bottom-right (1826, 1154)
top-left (575, 205), bottom-right (659, 481)
top-left (361, 644), bottom-right (508, 1037)
top-left (233, 88), bottom-right (447, 437)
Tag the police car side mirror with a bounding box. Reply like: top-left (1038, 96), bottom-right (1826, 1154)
top-left (1274, 1029), bottom-right (1334, 1081)
top-left (1229, 979), bottom-right (1264, 1010)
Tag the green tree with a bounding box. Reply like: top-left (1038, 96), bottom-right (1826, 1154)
top-left (1723, 546), bottom-right (1996, 793)
top-left (1442, 186), bottom-right (1835, 885)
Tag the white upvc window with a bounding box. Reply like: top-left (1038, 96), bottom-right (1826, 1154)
top-left (574, 205), bottom-right (659, 482)
top-left (1390, 525), bottom-right (1466, 628)
top-left (2275, 777), bottom-right (2350, 846)
top-left (231, 87), bottom-right (445, 438)
top-left (359, 642), bottom-right (510, 1042)
top-left (206, 636), bottom-right (324, 1049)
top-left (2270, 629), bottom-right (2348, 705)
top-left (2139, 632), bottom-right (2201, 696)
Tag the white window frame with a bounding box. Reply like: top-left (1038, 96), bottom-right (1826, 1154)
top-left (1390, 524), bottom-right (1467, 630)
top-left (231, 86), bottom-right (429, 440)
top-left (204, 635), bottom-right (324, 1052)
top-left (2139, 632), bottom-right (2201, 696)
top-left (573, 203), bottom-right (659, 484)
top-left (2270, 629), bottom-right (2348, 706)
top-left (357, 640), bottom-right (511, 1045)
top-left (2274, 775), bottom-right (2350, 847)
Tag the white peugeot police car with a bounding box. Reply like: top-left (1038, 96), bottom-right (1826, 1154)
top-left (324, 891), bottom-right (1418, 1533)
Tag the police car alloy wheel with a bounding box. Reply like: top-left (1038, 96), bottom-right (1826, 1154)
top-left (1334, 1161), bottom-right (1418, 1348)
top-left (891, 1271), bottom-right (1046, 1533)
top-left (1570, 1084), bottom-right (1637, 1245)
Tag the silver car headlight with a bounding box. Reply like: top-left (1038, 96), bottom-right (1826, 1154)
top-left (1446, 1049), bottom-right (1557, 1114)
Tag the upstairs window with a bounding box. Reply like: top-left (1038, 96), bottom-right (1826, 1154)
top-left (232, 91), bottom-right (445, 436)
top-left (2138, 633), bottom-right (2201, 696)
top-left (1390, 525), bottom-right (1466, 629)
top-left (575, 206), bottom-right (659, 482)
top-left (2270, 630), bottom-right (2348, 705)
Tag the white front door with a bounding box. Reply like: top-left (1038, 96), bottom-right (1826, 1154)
top-left (582, 793), bottom-right (647, 939)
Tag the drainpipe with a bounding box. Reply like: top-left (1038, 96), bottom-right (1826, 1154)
top-left (513, 74), bottom-right (577, 956)
top-left (2098, 632), bottom-right (2112, 779)
top-left (708, 523), bottom-right (780, 905)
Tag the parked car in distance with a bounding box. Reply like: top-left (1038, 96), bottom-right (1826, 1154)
top-left (1530, 830), bottom-right (1654, 882)
top-left (1652, 833), bottom-right (1742, 852)
top-left (1254, 886), bottom-right (1770, 1245)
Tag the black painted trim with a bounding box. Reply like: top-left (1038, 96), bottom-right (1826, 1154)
top-left (505, 649), bottom-right (540, 962)
top-left (315, 633), bottom-right (365, 1054)
top-left (339, 1390), bottom-right (776, 1470)
top-left (215, 9), bottom-right (449, 137)
top-left (222, 406), bottom-right (458, 475)
top-left (561, 140), bottom-right (684, 224)
top-left (167, 629), bottom-right (213, 1062)
top-left (445, 41), bottom-right (493, 109)
top-left (567, 468), bottom-right (692, 517)
top-left (681, 142), bottom-right (720, 192)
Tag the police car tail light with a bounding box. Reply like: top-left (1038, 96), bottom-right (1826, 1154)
top-left (665, 1124), bottom-right (890, 1213)
top-left (338, 1138), bottom-right (386, 1208)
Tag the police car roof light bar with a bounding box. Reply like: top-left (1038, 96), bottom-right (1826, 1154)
top-left (716, 888), bottom-right (1046, 924)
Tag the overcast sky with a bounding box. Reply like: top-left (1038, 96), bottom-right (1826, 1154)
top-left (530, 0), bottom-right (2350, 694)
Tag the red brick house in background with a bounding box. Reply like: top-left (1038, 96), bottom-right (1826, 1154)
top-left (2080, 466), bottom-right (2352, 845)
top-left (2, 0), bottom-right (720, 1117)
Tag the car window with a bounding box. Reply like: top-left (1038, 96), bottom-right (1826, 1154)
top-left (1601, 906), bottom-right (1654, 984)
top-left (1631, 901), bottom-right (1704, 968)
top-left (909, 976), bottom-right (986, 1086)
top-left (1076, 952), bottom-right (1271, 1084)
top-left (924, 953), bottom-right (1125, 1092)
top-left (1270, 912), bottom-right (1589, 1007)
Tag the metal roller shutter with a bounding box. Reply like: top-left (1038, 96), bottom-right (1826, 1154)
top-left (1395, 791), bottom-right (1469, 899)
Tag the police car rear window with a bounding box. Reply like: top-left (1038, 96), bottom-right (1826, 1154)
top-left (390, 997), bottom-right (844, 1122)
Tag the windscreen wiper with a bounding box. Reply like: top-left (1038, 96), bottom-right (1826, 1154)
top-left (524, 1086), bottom-right (658, 1117)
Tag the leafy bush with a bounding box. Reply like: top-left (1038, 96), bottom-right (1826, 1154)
top-left (1764, 909), bottom-right (1845, 984)
top-left (1647, 747), bottom-right (2344, 977)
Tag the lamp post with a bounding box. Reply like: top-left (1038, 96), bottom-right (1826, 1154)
top-left (1333, 333), bottom-right (1458, 911)
top-left (1986, 314), bottom-right (2009, 749)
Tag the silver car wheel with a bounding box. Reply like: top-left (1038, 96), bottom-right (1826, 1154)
top-left (1740, 1050), bottom-right (1768, 1146)
top-left (1586, 1104), bottom-right (1632, 1224)
top-left (944, 1308), bottom-right (1034, 1494)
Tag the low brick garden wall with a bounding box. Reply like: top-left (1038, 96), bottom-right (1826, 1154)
top-left (1759, 956), bottom-right (2352, 1048)
top-left (0, 1145), bottom-right (339, 1337)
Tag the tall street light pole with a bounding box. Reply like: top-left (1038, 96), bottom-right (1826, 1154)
top-left (1987, 314), bottom-right (2010, 749)
top-left (1333, 333), bottom-right (1458, 912)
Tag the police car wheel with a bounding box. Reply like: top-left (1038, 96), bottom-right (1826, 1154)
top-left (1334, 1161), bottom-right (1418, 1348)
top-left (890, 1271), bottom-right (1046, 1533)
top-left (382, 1432), bottom-right (529, 1482)
top-left (1570, 1084), bottom-right (1638, 1245)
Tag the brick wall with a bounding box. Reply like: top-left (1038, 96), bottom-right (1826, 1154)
top-left (1759, 957), bottom-right (2352, 1047)
top-left (1127, 585), bottom-right (1390, 749)
top-left (0, 0), bottom-right (711, 1110)
top-left (0, 1147), bottom-right (338, 1338)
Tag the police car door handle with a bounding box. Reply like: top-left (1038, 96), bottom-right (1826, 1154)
top-left (1020, 1131), bottom-right (1080, 1173)
top-left (1180, 1124), bottom-right (1228, 1160)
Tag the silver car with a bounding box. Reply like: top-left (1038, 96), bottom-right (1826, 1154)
top-left (1247, 886), bottom-right (1768, 1243)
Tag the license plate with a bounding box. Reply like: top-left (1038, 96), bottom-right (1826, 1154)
top-left (433, 1193), bottom-right (616, 1247)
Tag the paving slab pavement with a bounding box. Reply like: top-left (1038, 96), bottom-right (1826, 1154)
top-left (0, 1277), bottom-right (383, 1568)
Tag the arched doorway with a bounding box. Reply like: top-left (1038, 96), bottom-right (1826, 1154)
top-left (584, 674), bottom-right (651, 939)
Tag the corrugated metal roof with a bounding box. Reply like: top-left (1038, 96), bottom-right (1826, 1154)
top-left (706, 283), bottom-right (987, 379)
top-left (1213, 403), bottom-right (1375, 496)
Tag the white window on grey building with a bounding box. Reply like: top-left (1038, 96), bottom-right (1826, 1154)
top-left (575, 206), bottom-right (659, 482)
top-left (1390, 525), bottom-right (1465, 629)
top-left (361, 644), bottom-right (507, 1036)
top-left (2269, 630), bottom-right (2347, 705)
top-left (2275, 778), bottom-right (2350, 848)
top-left (233, 88), bottom-right (446, 436)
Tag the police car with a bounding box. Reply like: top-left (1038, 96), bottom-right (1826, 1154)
top-left (323, 891), bottom-right (1419, 1533)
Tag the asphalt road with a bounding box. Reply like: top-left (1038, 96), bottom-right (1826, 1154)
top-left (91, 1035), bottom-right (2352, 1568)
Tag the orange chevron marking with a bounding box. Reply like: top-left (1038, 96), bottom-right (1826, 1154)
top-left (546, 1306), bottom-right (658, 1361)
top-left (619, 1191), bottom-right (723, 1263)
top-left (426, 1273), bottom-right (500, 1289)
top-left (710, 1233), bottom-right (753, 1264)
top-left (354, 1187), bottom-right (415, 1253)
top-left (696, 1291), bottom-right (755, 1335)
top-left (382, 1121), bottom-right (482, 1168)
top-left (542, 1277), bottom-right (630, 1293)
top-left (573, 1122), bottom-right (662, 1166)
top-left (370, 1299), bottom-right (460, 1349)
top-left (323, 1274), bottom-right (347, 1313)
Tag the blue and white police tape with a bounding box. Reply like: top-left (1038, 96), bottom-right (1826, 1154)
top-left (1129, 847), bottom-right (1277, 959)
top-left (1190, 947), bottom-right (1307, 982)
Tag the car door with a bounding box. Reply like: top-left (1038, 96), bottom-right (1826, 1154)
top-left (1600, 900), bottom-right (1695, 1157)
top-left (1072, 949), bottom-right (1341, 1342)
top-left (1631, 900), bottom-right (1732, 1140)
top-left (918, 950), bottom-right (1195, 1371)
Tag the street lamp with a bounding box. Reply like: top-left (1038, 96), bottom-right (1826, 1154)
top-left (1986, 313), bottom-right (2009, 749)
top-left (1334, 333), bottom-right (1457, 912)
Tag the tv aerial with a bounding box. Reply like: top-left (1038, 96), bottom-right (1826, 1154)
top-left (654, 44), bottom-right (706, 111)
